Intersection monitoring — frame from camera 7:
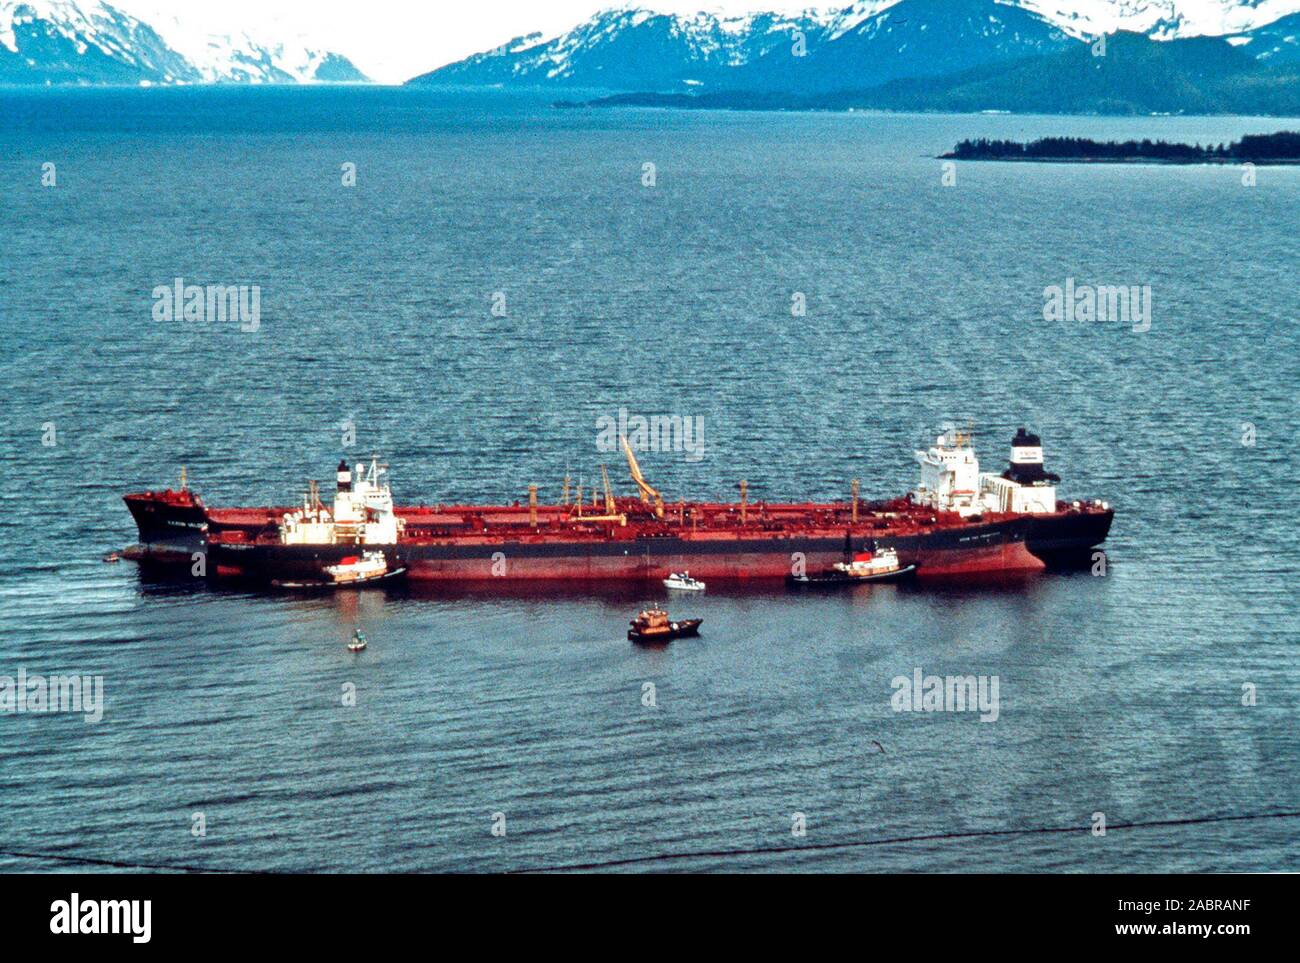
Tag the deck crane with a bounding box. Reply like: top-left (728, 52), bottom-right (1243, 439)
top-left (601, 464), bottom-right (616, 516)
top-left (620, 435), bottom-right (666, 519)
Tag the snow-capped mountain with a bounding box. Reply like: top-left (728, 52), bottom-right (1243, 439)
top-left (121, 5), bottom-right (367, 83)
top-left (1224, 9), bottom-right (1300, 60)
top-left (0, 0), bottom-right (365, 84)
top-left (415, 7), bottom-right (833, 90)
top-left (739, 0), bottom-right (1079, 92)
top-left (813, 0), bottom-right (1300, 38)
top-left (1, 0), bottom-right (198, 83)
top-left (411, 0), bottom-right (1077, 89)
top-left (1014, 0), bottom-right (1300, 39)
top-left (410, 1), bottom-right (1300, 90)
top-left (7, 0), bottom-right (1296, 89)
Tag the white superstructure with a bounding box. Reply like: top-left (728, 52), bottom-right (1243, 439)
top-left (914, 427), bottom-right (984, 516)
top-left (913, 426), bottom-right (1062, 517)
top-left (279, 456), bottom-right (403, 546)
top-left (980, 475), bottom-right (1056, 514)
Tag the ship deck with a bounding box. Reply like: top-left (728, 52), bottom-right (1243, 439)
top-left (202, 496), bottom-right (1110, 547)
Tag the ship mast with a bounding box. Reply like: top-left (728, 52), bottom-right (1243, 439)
top-left (570, 465), bottom-right (626, 525)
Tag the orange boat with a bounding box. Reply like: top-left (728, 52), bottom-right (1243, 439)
top-left (628, 608), bottom-right (702, 643)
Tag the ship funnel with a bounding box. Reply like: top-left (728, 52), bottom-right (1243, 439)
top-left (337, 458), bottom-right (352, 492)
top-left (1006, 429), bottom-right (1059, 484)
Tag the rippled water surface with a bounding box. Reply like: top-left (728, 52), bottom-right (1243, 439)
top-left (0, 88), bottom-right (1296, 872)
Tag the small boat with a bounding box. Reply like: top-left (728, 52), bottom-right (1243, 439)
top-left (325, 550), bottom-right (399, 586)
top-left (273, 551), bottom-right (408, 589)
top-left (628, 608), bottom-right (702, 643)
top-left (787, 545), bottom-right (917, 586)
top-left (833, 546), bottom-right (910, 580)
top-left (663, 571), bottom-right (705, 591)
top-left (102, 551), bottom-right (121, 563)
top-left (347, 629), bottom-right (367, 653)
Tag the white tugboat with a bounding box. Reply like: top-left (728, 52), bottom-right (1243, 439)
top-left (788, 542), bottom-right (917, 586)
top-left (324, 550), bottom-right (396, 586)
top-left (347, 628), bottom-right (367, 652)
top-left (832, 545), bottom-right (912, 581)
top-left (663, 571), bottom-right (706, 591)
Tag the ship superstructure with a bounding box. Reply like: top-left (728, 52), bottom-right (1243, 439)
top-left (278, 458), bottom-right (403, 548)
top-left (914, 426), bottom-right (1105, 518)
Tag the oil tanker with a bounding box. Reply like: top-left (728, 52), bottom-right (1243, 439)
top-left (122, 427), bottom-right (1112, 586)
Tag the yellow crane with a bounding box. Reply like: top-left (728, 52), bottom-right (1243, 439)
top-left (568, 465), bottom-right (626, 525)
top-left (601, 464), bottom-right (616, 516)
top-left (620, 435), bottom-right (665, 519)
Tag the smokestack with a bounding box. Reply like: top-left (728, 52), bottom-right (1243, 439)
top-left (337, 459), bottom-right (352, 493)
top-left (1006, 428), bottom-right (1059, 484)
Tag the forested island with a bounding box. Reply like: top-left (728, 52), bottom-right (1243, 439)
top-left (941, 132), bottom-right (1300, 164)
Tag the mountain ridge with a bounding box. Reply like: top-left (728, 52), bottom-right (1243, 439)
top-left (555, 31), bottom-right (1300, 115)
top-left (0, 0), bottom-right (366, 84)
top-left (409, 0), bottom-right (1300, 92)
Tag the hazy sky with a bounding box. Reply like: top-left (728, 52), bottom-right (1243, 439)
top-left (115, 1), bottom-right (839, 84)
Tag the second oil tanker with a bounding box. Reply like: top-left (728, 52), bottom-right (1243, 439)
top-left (123, 427), bottom-right (1112, 586)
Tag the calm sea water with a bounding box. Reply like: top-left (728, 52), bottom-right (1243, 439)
top-left (0, 87), bottom-right (1296, 872)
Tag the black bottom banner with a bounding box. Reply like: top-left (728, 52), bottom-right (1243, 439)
top-left (0, 872), bottom-right (1282, 950)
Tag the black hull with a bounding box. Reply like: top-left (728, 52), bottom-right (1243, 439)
top-left (1025, 509), bottom-right (1114, 567)
top-left (123, 493), bottom-right (207, 557)
top-left (629, 619), bottom-right (702, 643)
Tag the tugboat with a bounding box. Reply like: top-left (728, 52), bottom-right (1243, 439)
top-left (271, 549), bottom-right (406, 589)
top-left (788, 543), bottom-right (917, 586)
top-left (347, 628), bottom-right (367, 653)
top-left (831, 545), bottom-right (916, 582)
top-left (324, 550), bottom-right (403, 586)
top-left (663, 571), bottom-right (706, 591)
top-left (628, 608), bottom-right (703, 643)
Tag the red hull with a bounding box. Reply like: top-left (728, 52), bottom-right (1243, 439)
top-left (389, 537), bottom-right (1045, 581)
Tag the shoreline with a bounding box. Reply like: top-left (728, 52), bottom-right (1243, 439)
top-left (935, 155), bottom-right (1300, 165)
